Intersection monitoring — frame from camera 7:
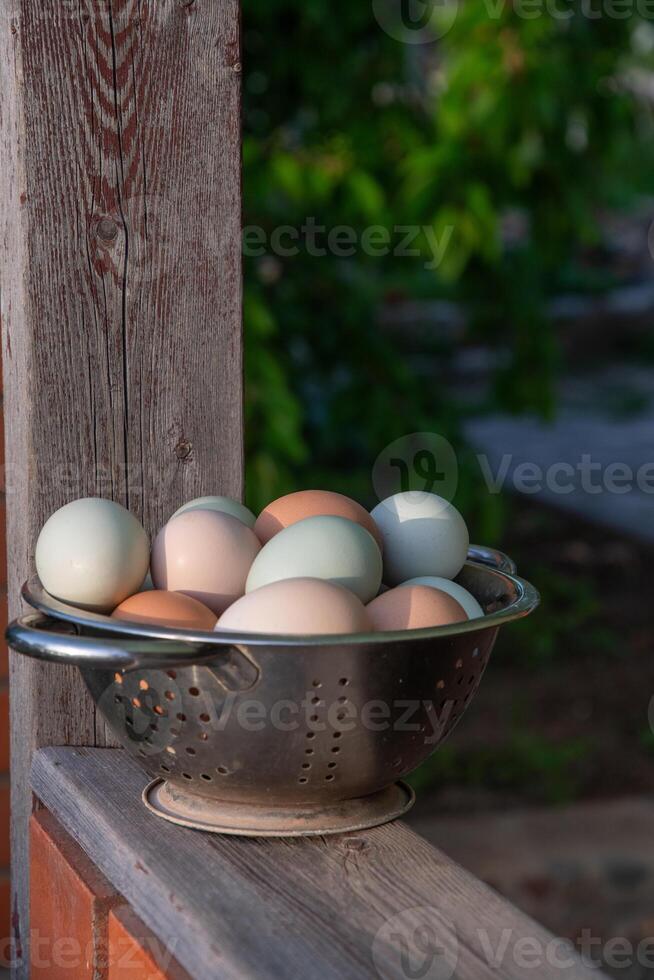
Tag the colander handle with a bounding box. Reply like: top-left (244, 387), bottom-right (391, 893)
top-left (6, 613), bottom-right (231, 671)
top-left (468, 545), bottom-right (517, 575)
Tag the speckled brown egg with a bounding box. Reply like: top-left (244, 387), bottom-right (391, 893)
top-left (112, 590), bottom-right (217, 630)
top-left (254, 490), bottom-right (383, 549)
top-left (366, 584), bottom-right (467, 632)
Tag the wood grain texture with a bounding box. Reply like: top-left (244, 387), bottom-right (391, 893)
top-left (0, 1), bottom-right (243, 973)
top-left (32, 748), bottom-right (607, 980)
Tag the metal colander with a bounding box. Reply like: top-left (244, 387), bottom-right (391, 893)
top-left (7, 546), bottom-right (538, 836)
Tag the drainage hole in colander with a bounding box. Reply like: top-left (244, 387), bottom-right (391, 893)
top-left (150, 723), bottom-right (158, 732)
top-left (455, 659), bottom-right (463, 669)
top-left (468, 675), bottom-right (476, 686)
top-left (305, 748), bottom-right (314, 756)
top-left (325, 775), bottom-right (334, 782)
top-left (336, 711), bottom-right (346, 722)
top-left (114, 673), bottom-right (123, 685)
top-left (199, 713), bottom-right (210, 723)
top-left (337, 696), bottom-right (348, 704)
top-left (166, 746), bottom-right (176, 755)
top-left (310, 714), bottom-right (319, 723)
top-left (198, 733), bottom-right (208, 742)
top-left (189, 687), bottom-right (200, 697)
top-left (311, 697), bottom-right (321, 706)
top-left (436, 680), bottom-right (445, 690)
top-left (472, 649), bottom-right (480, 658)
top-left (170, 727), bottom-right (180, 737)
top-left (167, 670), bottom-right (177, 680)
top-left (125, 717), bottom-right (133, 728)
top-left (333, 731), bottom-right (342, 740)
top-left (186, 747), bottom-right (196, 756)
top-left (331, 746), bottom-right (340, 754)
top-left (139, 680), bottom-right (149, 691)
top-left (201, 773), bottom-right (212, 782)
top-left (327, 762), bottom-right (336, 770)
top-left (298, 777), bottom-right (308, 784)
top-left (457, 677), bottom-right (464, 686)
top-left (182, 773), bottom-right (193, 780)
top-left (338, 677), bottom-right (349, 687)
top-left (306, 732), bottom-right (316, 740)
top-left (160, 764), bottom-right (170, 773)
top-left (312, 679), bottom-right (322, 688)
top-left (301, 763), bottom-right (311, 770)
top-left (132, 697), bottom-right (142, 708)
top-left (165, 691), bottom-right (175, 701)
top-left (114, 695), bottom-right (122, 704)
top-left (217, 767), bottom-right (228, 775)
top-left (153, 706), bottom-right (166, 717)
top-left (176, 713), bottom-right (186, 722)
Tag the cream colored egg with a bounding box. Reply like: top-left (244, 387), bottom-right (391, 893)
top-left (35, 498), bottom-right (149, 612)
top-left (217, 578), bottom-right (372, 635)
top-left (151, 510), bottom-right (260, 615)
top-left (371, 492), bottom-right (469, 585)
top-left (172, 495), bottom-right (256, 528)
top-left (246, 515), bottom-right (382, 603)
top-left (400, 576), bottom-right (484, 619)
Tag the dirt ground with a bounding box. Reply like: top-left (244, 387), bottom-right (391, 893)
top-left (416, 499), bottom-right (654, 812)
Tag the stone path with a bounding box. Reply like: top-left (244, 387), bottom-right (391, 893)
top-left (464, 366), bottom-right (654, 545)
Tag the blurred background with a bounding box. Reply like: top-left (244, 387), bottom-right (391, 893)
top-left (241, 2), bottom-right (654, 975)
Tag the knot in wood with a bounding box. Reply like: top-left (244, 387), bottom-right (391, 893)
top-left (95, 217), bottom-right (118, 245)
top-left (175, 440), bottom-right (193, 461)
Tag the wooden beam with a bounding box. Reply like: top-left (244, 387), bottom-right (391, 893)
top-left (32, 748), bottom-right (607, 980)
top-left (0, 1), bottom-right (243, 973)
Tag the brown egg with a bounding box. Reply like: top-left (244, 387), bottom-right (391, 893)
top-left (255, 490), bottom-right (383, 549)
top-left (112, 590), bottom-right (217, 630)
top-left (151, 510), bottom-right (261, 615)
top-left (367, 585), bottom-right (467, 632)
top-left (216, 578), bottom-right (373, 636)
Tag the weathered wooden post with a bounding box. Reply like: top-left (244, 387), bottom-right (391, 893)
top-left (0, 0), bottom-right (242, 972)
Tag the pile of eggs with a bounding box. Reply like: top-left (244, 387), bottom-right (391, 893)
top-left (34, 490), bottom-right (485, 636)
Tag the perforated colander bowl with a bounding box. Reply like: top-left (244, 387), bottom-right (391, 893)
top-left (7, 546), bottom-right (538, 836)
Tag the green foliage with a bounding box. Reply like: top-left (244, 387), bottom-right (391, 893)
top-left (242, 1), bottom-right (654, 517)
top-left (408, 730), bottom-right (590, 805)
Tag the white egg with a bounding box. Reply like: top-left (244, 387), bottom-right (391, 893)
top-left (371, 492), bottom-right (469, 585)
top-left (399, 576), bottom-right (484, 619)
top-left (172, 495), bottom-right (256, 528)
top-left (35, 498), bottom-right (149, 612)
top-left (246, 515), bottom-right (382, 603)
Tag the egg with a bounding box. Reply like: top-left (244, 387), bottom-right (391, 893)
top-left (246, 515), bottom-right (382, 603)
top-left (35, 498), bottom-right (149, 612)
top-left (217, 578), bottom-right (372, 635)
top-left (367, 585), bottom-right (467, 632)
top-left (254, 490), bottom-right (383, 549)
top-left (400, 577), bottom-right (484, 619)
top-left (151, 510), bottom-right (261, 615)
top-left (112, 590), bottom-right (217, 630)
top-left (371, 492), bottom-right (469, 585)
top-left (172, 495), bottom-right (256, 528)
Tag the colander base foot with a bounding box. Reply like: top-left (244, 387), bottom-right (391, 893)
top-left (142, 778), bottom-right (415, 837)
